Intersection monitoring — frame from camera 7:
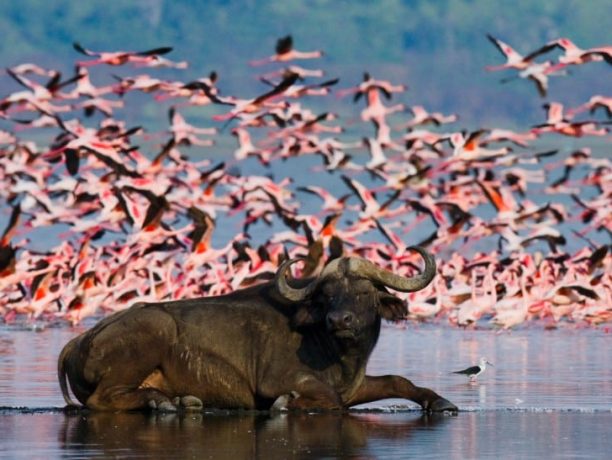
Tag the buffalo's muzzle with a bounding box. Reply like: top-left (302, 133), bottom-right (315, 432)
top-left (326, 311), bottom-right (354, 332)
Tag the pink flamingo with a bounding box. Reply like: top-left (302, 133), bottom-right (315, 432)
top-left (61, 67), bottom-right (116, 99)
top-left (249, 35), bottom-right (324, 66)
top-left (490, 273), bottom-right (530, 329)
top-left (456, 265), bottom-right (497, 326)
top-left (532, 103), bottom-right (609, 137)
top-left (72, 96), bottom-right (124, 117)
top-left (526, 38), bottom-right (612, 70)
top-left (168, 107), bottom-right (217, 146)
top-left (72, 42), bottom-right (174, 67)
top-left (403, 105), bottom-right (458, 128)
top-left (406, 277), bottom-right (445, 320)
top-left (481, 128), bottom-right (538, 148)
top-left (567, 95), bottom-right (612, 118)
top-left (296, 186), bottom-right (350, 214)
top-left (341, 175), bottom-right (402, 220)
top-left (231, 127), bottom-right (274, 165)
top-left (259, 65), bottom-right (325, 80)
top-left (207, 72), bottom-right (299, 123)
top-left (485, 34), bottom-right (536, 71)
top-left (0, 205), bottom-right (21, 279)
top-left (446, 130), bottom-right (512, 163)
top-left (499, 60), bottom-right (566, 97)
top-left (260, 76), bottom-right (339, 99)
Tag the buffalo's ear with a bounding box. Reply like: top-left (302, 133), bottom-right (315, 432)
top-left (291, 303), bottom-right (325, 327)
top-left (377, 291), bottom-right (408, 322)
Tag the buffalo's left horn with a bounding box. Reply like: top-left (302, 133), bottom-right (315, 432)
top-left (275, 257), bottom-right (318, 302)
top-left (346, 246), bottom-right (436, 292)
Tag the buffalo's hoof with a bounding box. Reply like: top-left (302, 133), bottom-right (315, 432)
top-left (271, 391), bottom-right (300, 411)
top-left (154, 401), bottom-right (177, 412)
top-left (428, 397), bottom-right (458, 413)
top-left (172, 395), bottom-right (203, 410)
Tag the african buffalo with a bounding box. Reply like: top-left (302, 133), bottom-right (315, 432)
top-left (58, 246), bottom-right (457, 413)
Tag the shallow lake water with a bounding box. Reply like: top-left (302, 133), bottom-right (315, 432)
top-left (1, 323), bottom-right (611, 458)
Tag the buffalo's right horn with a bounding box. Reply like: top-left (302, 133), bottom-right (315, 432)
top-left (275, 257), bottom-right (318, 302)
top-left (346, 246), bottom-right (436, 292)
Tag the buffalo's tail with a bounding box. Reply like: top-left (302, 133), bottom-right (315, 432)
top-left (57, 336), bottom-right (81, 407)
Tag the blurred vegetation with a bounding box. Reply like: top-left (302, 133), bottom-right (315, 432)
top-left (0, 0), bottom-right (609, 126)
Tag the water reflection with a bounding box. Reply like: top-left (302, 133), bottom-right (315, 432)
top-left (2, 409), bottom-right (610, 458)
top-left (58, 411), bottom-right (450, 459)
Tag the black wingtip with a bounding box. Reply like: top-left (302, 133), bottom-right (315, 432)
top-left (72, 42), bottom-right (88, 55)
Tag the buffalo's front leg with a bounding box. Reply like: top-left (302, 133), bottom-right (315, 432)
top-left (345, 375), bottom-right (458, 412)
top-left (86, 384), bottom-right (176, 411)
top-left (274, 374), bottom-right (343, 410)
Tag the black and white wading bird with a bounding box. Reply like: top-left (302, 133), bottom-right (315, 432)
top-left (452, 357), bottom-right (493, 382)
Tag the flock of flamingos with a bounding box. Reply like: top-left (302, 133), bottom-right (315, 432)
top-left (0, 35), bottom-right (610, 329)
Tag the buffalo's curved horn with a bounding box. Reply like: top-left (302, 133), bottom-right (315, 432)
top-left (346, 246), bottom-right (436, 292)
top-left (275, 257), bottom-right (318, 302)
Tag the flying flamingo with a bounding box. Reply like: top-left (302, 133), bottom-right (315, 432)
top-left (231, 127), bottom-right (274, 164)
top-left (485, 34), bottom-right (536, 71)
top-left (72, 96), bottom-right (124, 117)
top-left (525, 37), bottom-right (612, 70)
top-left (444, 130), bottom-right (512, 164)
top-left (258, 65), bottom-right (325, 80)
top-left (0, 205), bottom-right (21, 278)
top-left (72, 42), bottom-right (174, 67)
top-left (363, 137), bottom-right (389, 171)
top-left (474, 170), bottom-right (518, 218)
top-left (567, 95), bottom-right (612, 118)
top-left (6, 63), bottom-right (57, 77)
top-left (259, 76), bottom-right (339, 99)
top-left (205, 72), bottom-right (300, 123)
top-left (296, 186), bottom-right (350, 214)
top-left (61, 67), bottom-right (116, 99)
top-left (355, 81), bottom-right (405, 123)
top-left (336, 72), bottom-right (406, 100)
top-left (341, 175), bottom-right (402, 220)
top-left (0, 69), bottom-right (80, 114)
top-left (168, 107), bottom-right (217, 147)
top-left (134, 54), bottom-right (189, 69)
top-left (403, 105), bottom-right (458, 128)
top-left (249, 35), bottom-right (324, 66)
top-left (43, 118), bottom-right (141, 177)
top-left (112, 73), bottom-right (178, 95)
top-left (532, 103), bottom-right (609, 137)
top-left (499, 60), bottom-right (566, 97)
top-left (481, 128), bottom-right (538, 148)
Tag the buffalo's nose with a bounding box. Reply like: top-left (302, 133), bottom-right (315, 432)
top-left (326, 311), bottom-right (354, 330)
